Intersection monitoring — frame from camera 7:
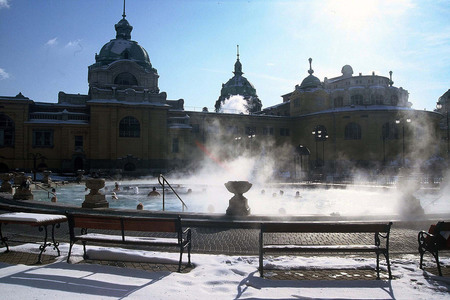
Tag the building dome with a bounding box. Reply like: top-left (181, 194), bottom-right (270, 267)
top-left (96, 39), bottom-right (151, 68)
top-left (215, 46), bottom-right (262, 113)
top-left (299, 74), bottom-right (321, 89)
top-left (341, 65), bottom-right (353, 77)
top-left (299, 58), bottom-right (321, 89)
top-left (92, 16), bottom-right (152, 69)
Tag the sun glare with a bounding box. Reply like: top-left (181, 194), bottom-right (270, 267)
top-left (325, 0), bottom-right (380, 31)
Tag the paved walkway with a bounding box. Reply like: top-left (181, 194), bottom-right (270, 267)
top-left (0, 217), bottom-right (448, 280)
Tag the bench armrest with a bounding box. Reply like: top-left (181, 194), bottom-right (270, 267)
top-left (418, 230), bottom-right (434, 247)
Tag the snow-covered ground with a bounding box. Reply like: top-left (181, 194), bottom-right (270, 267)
top-left (0, 243), bottom-right (449, 299)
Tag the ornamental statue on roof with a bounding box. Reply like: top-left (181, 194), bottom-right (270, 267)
top-left (215, 46), bottom-right (262, 113)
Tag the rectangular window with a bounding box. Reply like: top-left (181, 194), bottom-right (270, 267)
top-left (75, 135), bottom-right (83, 151)
top-left (269, 128), bottom-right (274, 135)
top-left (245, 126), bottom-right (256, 135)
top-left (172, 138), bottom-right (179, 153)
top-left (280, 128), bottom-right (290, 136)
top-left (262, 128), bottom-right (268, 135)
top-left (0, 130), bottom-right (4, 146)
top-left (33, 129), bottom-right (53, 147)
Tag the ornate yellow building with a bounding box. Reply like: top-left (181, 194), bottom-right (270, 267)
top-left (0, 13), bottom-right (445, 179)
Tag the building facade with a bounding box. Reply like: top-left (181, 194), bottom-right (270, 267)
top-left (0, 13), bottom-right (446, 179)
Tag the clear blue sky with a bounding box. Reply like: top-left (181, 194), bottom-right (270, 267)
top-left (0, 0), bottom-right (449, 111)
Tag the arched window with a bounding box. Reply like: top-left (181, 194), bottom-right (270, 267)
top-left (0, 114), bottom-right (14, 147)
top-left (334, 97), bottom-right (343, 108)
top-left (351, 94), bottom-right (363, 105)
top-left (381, 122), bottom-right (399, 140)
top-left (119, 116), bottom-right (140, 137)
top-left (345, 122), bottom-right (361, 140)
top-left (114, 72), bottom-right (138, 86)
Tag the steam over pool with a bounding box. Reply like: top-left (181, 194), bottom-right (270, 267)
top-left (31, 180), bottom-right (448, 217)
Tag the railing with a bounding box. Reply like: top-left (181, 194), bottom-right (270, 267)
top-left (158, 174), bottom-right (188, 212)
top-left (158, 174), bottom-right (187, 212)
top-left (33, 183), bottom-right (56, 199)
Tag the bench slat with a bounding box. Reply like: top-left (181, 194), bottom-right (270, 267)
top-left (262, 222), bottom-right (391, 233)
top-left (73, 216), bottom-right (123, 230)
top-left (123, 219), bottom-right (176, 232)
top-left (75, 233), bottom-right (180, 246)
top-left (263, 244), bottom-right (385, 252)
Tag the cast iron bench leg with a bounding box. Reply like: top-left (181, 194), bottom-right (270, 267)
top-left (434, 250), bottom-right (442, 276)
top-left (385, 251), bottom-right (392, 279)
top-left (67, 241), bottom-right (74, 263)
top-left (51, 223), bottom-right (61, 256)
top-left (37, 225), bottom-right (50, 264)
top-left (0, 223), bottom-right (9, 252)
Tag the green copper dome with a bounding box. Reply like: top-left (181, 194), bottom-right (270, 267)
top-left (92, 16), bottom-right (152, 69)
top-left (300, 74), bottom-right (321, 89)
top-left (299, 58), bottom-right (321, 89)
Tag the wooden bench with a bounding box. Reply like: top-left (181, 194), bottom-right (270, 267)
top-left (259, 221), bottom-right (393, 279)
top-left (66, 213), bottom-right (191, 272)
top-left (418, 221), bottom-right (450, 276)
top-left (0, 212), bottom-right (67, 263)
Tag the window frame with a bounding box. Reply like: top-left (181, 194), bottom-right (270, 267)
top-left (119, 116), bottom-right (141, 138)
top-left (344, 122), bottom-right (362, 140)
top-left (0, 114), bottom-right (14, 147)
top-left (32, 129), bottom-right (54, 148)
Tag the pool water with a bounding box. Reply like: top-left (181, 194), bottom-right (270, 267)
top-left (31, 180), bottom-right (449, 217)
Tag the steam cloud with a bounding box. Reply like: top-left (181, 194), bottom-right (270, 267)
top-left (219, 95), bottom-right (249, 114)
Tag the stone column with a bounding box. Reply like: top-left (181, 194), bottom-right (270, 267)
top-left (13, 172), bottom-right (33, 200)
top-left (0, 173), bottom-right (13, 193)
top-left (82, 178), bottom-right (109, 208)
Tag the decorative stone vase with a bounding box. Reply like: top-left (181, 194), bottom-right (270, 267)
top-left (225, 181), bottom-right (252, 216)
top-left (76, 169), bottom-right (84, 183)
top-left (13, 172), bottom-right (33, 200)
top-left (82, 178), bottom-right (109, 208)
top-left (0, 173), bottom-right (13, 193)
top-left (41, 170), bottom-right (52, 185)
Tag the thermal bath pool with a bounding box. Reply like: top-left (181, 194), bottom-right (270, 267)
top-left (31, 180), bottom-right (450, 217)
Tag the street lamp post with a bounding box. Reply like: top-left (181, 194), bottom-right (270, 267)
top-left (247, 129), bottom-right (256, 154)
top-left (296, 145), bottom-right (311, 180)
top-left (28, 153), bottom-right (46, 181)
top-left (312, 125), bottom-right (329, 168)
top-left (395, 118), bottom-right (411, 167)
top-left (437, 100), bottom-right (449, 159)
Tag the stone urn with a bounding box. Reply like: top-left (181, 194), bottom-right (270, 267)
top-left (0, 173), bottom-right (13, 193)
top-left (82, 178), bottom-right (109, 208)
top-left (13, 172), bottom-right (33, 200)
top-left (41, 170), bottom-right (52, 185)
top-left (225, 181), bottom-right (252, 216)
top-left (76, 169), bottom-right (84, 183)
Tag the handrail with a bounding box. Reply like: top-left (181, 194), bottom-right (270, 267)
top-left (34, 183), bottom-right (56, 199)
top-left (157, 174), bottom-right (188, 212)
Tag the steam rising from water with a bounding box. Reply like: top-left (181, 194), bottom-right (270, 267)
top-left (33, 105), bottom-right (450, 220)
top-left (219, 95), bottom-right (249, 114)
